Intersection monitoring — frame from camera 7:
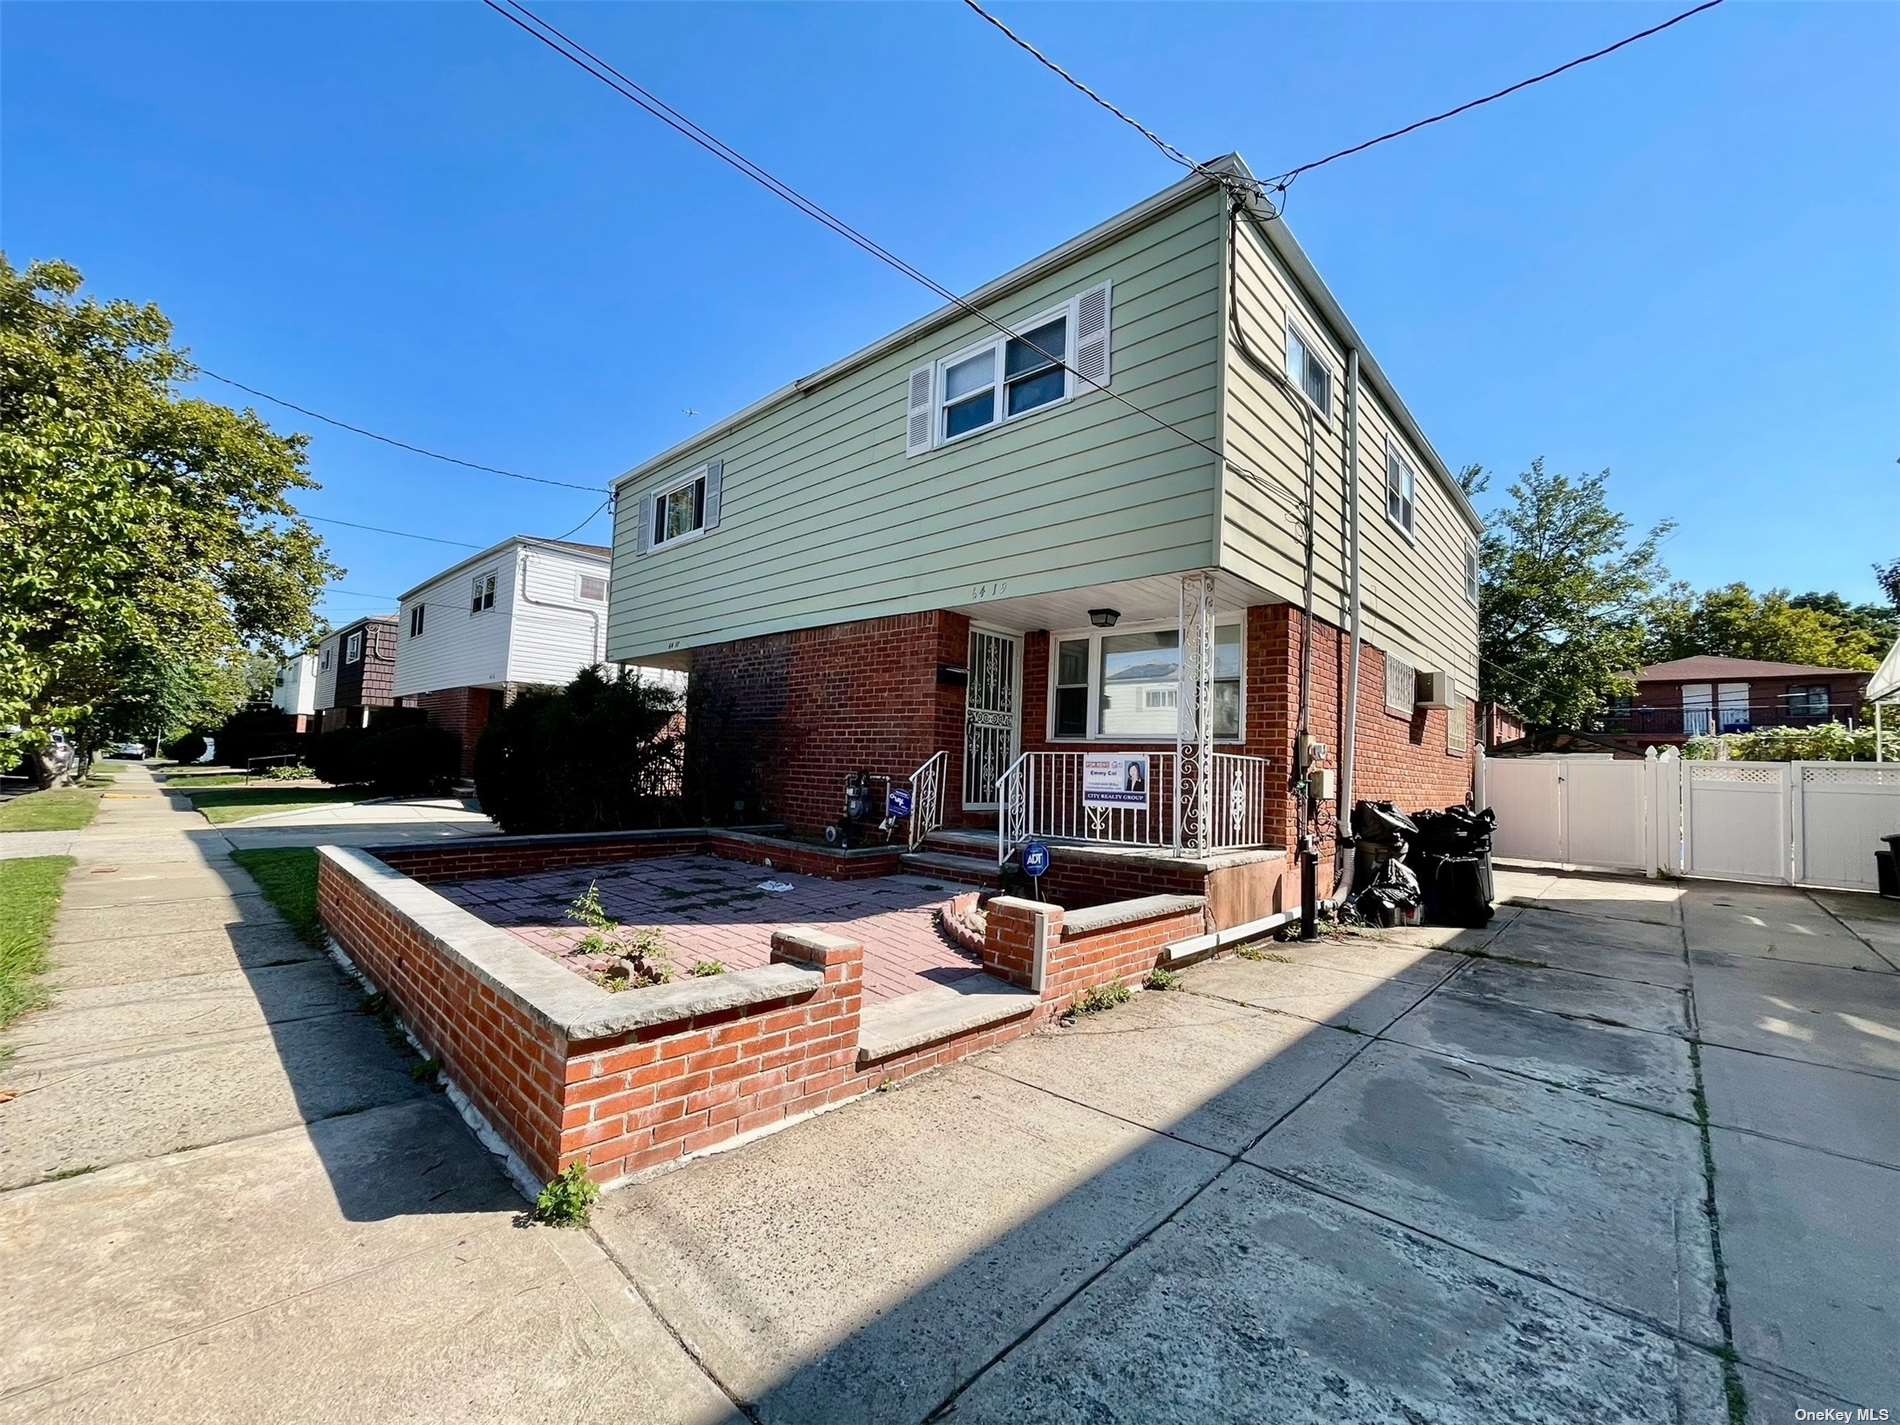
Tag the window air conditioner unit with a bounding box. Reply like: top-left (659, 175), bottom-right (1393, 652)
top-left (1415, 669), bottom-right (1455, 710)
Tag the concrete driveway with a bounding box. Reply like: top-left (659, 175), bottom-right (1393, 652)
top-left (3, 778), bottom-right (1893, 1424)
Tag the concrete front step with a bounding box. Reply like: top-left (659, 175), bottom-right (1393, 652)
top-left (899, 850), bottom-right (1000, 888)
top-left (855, 973), bottom-right (1036, 1067)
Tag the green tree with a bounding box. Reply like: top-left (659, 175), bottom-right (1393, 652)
top-left (0, 257), bottom-right (336, 770)
top-left (1478, 460), bottom-right (1671, 727)
top-left (1875, 557), bottom-right (1900, 611)
top-left (1643, 583), bottom-right (1884, 669)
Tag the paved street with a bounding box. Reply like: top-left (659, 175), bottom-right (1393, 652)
top-left (2, 772), bottom-right (1894, 1423)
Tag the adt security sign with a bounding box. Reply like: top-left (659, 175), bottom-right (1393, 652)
top-left (886, 787), bottom-right (913, 821)
top-left (1021, 841), bottom-right (1051, 879)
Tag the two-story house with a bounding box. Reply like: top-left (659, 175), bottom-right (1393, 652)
top-left (604, 155), bottom-right (1482, 912)
top-left (312, 616), bottom-right (398, 733)
top-left (270, 652), bottom-right (319, 734)
top-left (1593, 656), bottom-right (1873, 750)
top-left (393, 536), bottom-right (622, 776)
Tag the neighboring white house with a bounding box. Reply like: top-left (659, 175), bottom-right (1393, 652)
top-left (394, 535), bottom-right (681, 775)
top-left (270, 652), bottom-right (319, 731)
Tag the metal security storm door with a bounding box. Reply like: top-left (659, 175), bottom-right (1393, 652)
top-left (963, 628), bottom-right (1022, 810)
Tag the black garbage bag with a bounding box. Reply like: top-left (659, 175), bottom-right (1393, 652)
top-left (1354, 854), bottom-right (1421, 928)
top-left (1412, 805), bottom-right (1496, 858)
top-left (1352, 800), bottom-right (1419, 849)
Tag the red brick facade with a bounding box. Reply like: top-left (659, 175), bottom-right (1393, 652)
top-left (688, 611), bottom-right (969, 832)
top-left (410, 685), bottom-right (504, 779)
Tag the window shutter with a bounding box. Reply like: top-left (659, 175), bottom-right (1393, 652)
top-left (703, 459), bottom-right (723, 531)
top-left (635, 492), bottom-right (652, 555)
top-left (905, 364), bottom-right (934, 456)
top-left (1072, 281), bottom-right (1111, 390)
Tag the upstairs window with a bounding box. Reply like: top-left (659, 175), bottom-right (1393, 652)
top-left (409, 605), bottom-right (426, 638)
top-left (1464, 547), bottom-right (1480, 605)
top-left (907, 284), bottom-right (1110, 456)
top-left (470, 572), bottom-right (496, 614)
top-left (320, 647), bottom-right (332, 671)
top-left (1386, 439), bottom-right (1417, 537)
top-left (1284, 321), bottom-right (1332, 418)
top-left (578, 573), bottom-right (608, 602)
top-left (345, 632), bottom-right (363, 664)
top-left (653, 471), bottom-right (706, 547)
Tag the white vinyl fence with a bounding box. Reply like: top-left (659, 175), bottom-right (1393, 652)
top-left (1478, 753), bottom-right (1900, 892)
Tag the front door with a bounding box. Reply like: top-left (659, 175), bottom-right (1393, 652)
top-left (963, 628), bottom-right (1022, 810)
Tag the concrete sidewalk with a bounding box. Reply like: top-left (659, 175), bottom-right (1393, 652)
top-left (0, 764), bottom-right (735, 1423)
top-left (4, 786), bottom-right (1894, 1423)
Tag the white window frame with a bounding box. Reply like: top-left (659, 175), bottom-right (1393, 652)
top-left (1464, 546), bottom-right (1480, 605)
top-left (470, 571), bottom-right (497, 615)
top-left (649, 468), bottom-right (709, 551)
top-left (577, 572), bottom-right (608, 602)
top-left (932, 298), bottom-right (1076, 451)
top-left (345, 631), bottom-right (363, 664)
top-left (1385, 434), bottom-right (1418, 540)
top-left (409, 604), bottom-right (425, 638)
top-left (1045, 615), bottom-right (1246, 743)
top-left (1283, 317), bottom-right (1334, 422)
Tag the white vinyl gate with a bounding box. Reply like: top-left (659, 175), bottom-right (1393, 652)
top-left (1480, 754), bottom-right (1900, 892)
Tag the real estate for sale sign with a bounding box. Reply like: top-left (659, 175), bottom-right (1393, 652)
top-left (1082, 752), bottom-right (1151, 808)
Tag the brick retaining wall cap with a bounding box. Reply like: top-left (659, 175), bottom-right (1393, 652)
top-left (318, 846), bottom-right (823, 1041)
top-left (1048, 844), bottom-right (1287, 873)
top-left (1060, 894), bottom-right (1207, 937)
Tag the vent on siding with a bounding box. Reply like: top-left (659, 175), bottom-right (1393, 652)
top-left (579, 574), bottom-right (607, 602)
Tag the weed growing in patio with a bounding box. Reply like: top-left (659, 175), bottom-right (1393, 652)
top-left (1144, 967), bottom-right (1183, 991)
top-left (689, 960), bottom-right (726, 977)
top-left (411, 1056), bottom-right (442, 1084)
top-left (533, 1161), bottom-right (600, 1228)
top-left (567, 881), bottom-right (673, 989)
top-left (1072, 982), bottom-right (1132, 1015)
top-left (1234, 942), bottom-right (1290, 963)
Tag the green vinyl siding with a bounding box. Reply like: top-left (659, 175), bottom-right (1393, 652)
top-left (1219, 214), bottom-right (1480, 693)
top-left (607, 189), bottom-right (1224, 661)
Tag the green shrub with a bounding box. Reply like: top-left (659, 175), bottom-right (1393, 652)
top-left (309, 727), bottom-right (366, 785)
top-left (163, 731), bottom-right (207, 763)
top-left (1072, 982), bottom-right (1132, 1015)
top-left (214, 707), bottom-right (306, 769)
top-left (474, 666), bottom-right (683, 834)
top-left (1683, 721), bottom-right (1897, 763)
top-left (311, 723), bottom-right (456, 795)
top-left (533, 1161), bottom-right (601, 1227)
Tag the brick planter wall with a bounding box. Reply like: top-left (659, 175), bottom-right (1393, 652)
top-left (982, 894), bottom-right (1207, 1017)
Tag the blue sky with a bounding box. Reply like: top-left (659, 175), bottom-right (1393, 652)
top-left (5, 1), bottom-right (1895, 624)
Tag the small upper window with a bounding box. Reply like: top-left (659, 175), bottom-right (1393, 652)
top-left (1386, 441), bottom-right (1417, 536)
top-left (470, 573), bottom-right (497, 614)
top-left (320, 647), bottom-right (332, 671)
top-left (1284, 323), bottom-right (1332, 418)
top-left (652, 472), bottom-right (707, 548)
top-left (578, 574), bottom-right (608, 602)
top-left (1464, 547), bottom-right (1480, 605)
top-left (409, 605), bottom-right (426, 638)
top-left (345, 632), bottom-right (363, 664)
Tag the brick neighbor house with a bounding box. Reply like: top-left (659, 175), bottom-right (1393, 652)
top-left (1591, 655), bottom-right (1873, 751)
top-left (601, 155), bottom-right (1483, 913)
top-left (312, 616), bottom-right (398, 733)
top-left (394, 535), bottom-right (684, 778)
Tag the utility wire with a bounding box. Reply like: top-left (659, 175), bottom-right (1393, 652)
top-left (960, 0), bottom-right (1726, 194)
top-left (551, 494), bottom-right (614, 541)
top-left (481, 0), bottom-right (1306, 521)
top-left (194, 365), bottom-right (607, 492)
top-left (298, 514), bottom-right (486, 549)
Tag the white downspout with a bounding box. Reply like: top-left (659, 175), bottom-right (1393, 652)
top-left (1334, 346), bottom-right (1365, 905)
top-left (515, 550), bottom-right (606, 669)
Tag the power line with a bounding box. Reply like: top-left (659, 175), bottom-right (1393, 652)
top-left (299, 514), bottom-right (485, 549)
top-left (194, 366), bottom-right (607, 492)
top-left (1269, 0), bottom-right (1726, 186)
top-left (960, 0), bottom-right (1726, 195)
top-left (551, 494), bottom-right (613, 541)
top-left (480, 0), bottom-right (1307, 523)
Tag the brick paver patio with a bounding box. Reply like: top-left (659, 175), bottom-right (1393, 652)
top-left (437, 854), bottom-right (985, 1003)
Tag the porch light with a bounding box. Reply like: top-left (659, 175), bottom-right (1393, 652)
top-left (1088, 608), bottom-right (1120, 628)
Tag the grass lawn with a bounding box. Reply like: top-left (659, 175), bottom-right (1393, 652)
top-left (180, 785), bottom-right (363, 826)
top-left (0, 784), bottom-right (106, 833)
top-left (0, 855), bottom-right (75, 1030)
top-left (230, 848), bottom-right (322, 946)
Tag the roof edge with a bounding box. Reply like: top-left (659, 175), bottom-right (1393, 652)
top-left (396, 534), bottom-right (610, 601)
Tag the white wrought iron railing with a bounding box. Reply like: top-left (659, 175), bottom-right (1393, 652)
top-left (907, 750), bottom-right (949, 850)
top-left (995, 750), bottom-right (1273, 864)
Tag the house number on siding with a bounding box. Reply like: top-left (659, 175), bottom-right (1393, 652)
top-left (970, 581), bottom-right (1009, 601)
